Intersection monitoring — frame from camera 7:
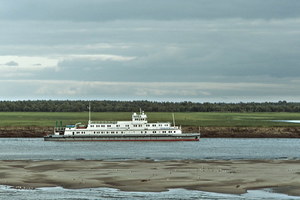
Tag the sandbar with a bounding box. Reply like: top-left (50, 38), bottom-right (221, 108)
top-left (0, 160), bottom-right (299, 196)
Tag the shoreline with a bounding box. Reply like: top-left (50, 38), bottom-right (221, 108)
top-left (1, 126), bottom-right (300, 138)
top-left (0, 160), bottom-right (299, 196)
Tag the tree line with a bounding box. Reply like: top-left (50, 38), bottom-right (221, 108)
top-left (0, 100), bottom-right (299, 112)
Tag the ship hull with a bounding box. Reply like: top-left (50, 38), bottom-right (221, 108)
top-left (44, 133), bottom-right (200, 142)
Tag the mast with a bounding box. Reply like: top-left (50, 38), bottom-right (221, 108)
top-left (172, 113), bottom-right (176, 127)
top-left (88, 102), bottom-right (91, 123)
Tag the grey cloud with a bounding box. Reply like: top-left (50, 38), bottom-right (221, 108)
top-left (1, 0), bottom-right (300, 22)
top-left (1, 0), bottom-right (300, 101)
top-left (5, 61), bottom-right (18, 66)
top-left (0, 80), bottom-right (299, 102)
top-left (2, 18), bottom-right (300, 83)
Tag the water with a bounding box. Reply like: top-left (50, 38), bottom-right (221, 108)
top-left (1, 186), bottom-right (300, 200)
top-left (274, 120), bottom-right (300, 124)
top-left (0, 138), bottom-right (299, 160)
top-left (0, 138), bottom-right (300, 199)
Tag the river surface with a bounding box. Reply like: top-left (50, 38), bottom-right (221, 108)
top-left (0, 138), bottom-right (299, 160)
top-left (0, 138), bottom-right (300, 199)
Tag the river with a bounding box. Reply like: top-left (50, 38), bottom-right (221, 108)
top-left (0, 138), bottom-right (299, 160)
top-left (0, 138), bottom-right (300, 199)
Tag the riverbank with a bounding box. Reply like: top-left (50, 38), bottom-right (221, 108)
top-left (183, 126), bottom-right (300, 138)
top-left (0, 160), bottom-right (299, 196)
top-left (0, 126), bottom-right (300, 138)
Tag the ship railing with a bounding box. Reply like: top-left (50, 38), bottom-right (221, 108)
top-left (90, 121), bottom-right (118, 124)
top-left (160, 126), bottom-right (180, 130)
top-left (54, 126), bottom-right (65, 131)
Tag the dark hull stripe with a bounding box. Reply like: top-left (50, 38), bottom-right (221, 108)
top-left (44, 138), bottom-right (199, 142)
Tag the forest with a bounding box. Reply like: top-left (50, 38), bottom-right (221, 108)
top-left (0, 100), bottom-right (299, 112)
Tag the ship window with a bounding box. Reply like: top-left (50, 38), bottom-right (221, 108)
top-left (91, 125), bottom-right (94, 127)
top-left (96, 125), bottom-right (100, 127)
top-left (139, 125), bottom-right (142, 127)
top-left (101, 125), bottom-right (105, 127)
top-left (107, 125), bottom-right (111, 127)
top-left (116, 125), bottom-right (120, 127)
top-left (134, 125), bottom-right (137, 127)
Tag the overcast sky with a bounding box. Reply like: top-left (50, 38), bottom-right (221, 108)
top-left (1, 0), bottom-right (300, 102)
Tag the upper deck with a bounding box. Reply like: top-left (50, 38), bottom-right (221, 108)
top-left (66, 111), bottom-right (178, 131)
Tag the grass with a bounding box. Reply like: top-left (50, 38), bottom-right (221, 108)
top-left (0, 112), bottom-right (300, 127)
top-left (149, 112), bottom-right (300, 127)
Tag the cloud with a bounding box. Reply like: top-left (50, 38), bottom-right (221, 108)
top-left (0, 56), bottom-right (58, 70)
top-left (65, 54), bottom-right (136, 62)
top-left (4, 61), bottom-right (18, 66)
top-left (0, 80), bottom-right (298, 102)
top-left (0, 56), bottom-right (59, 78)
top-left (2, 18), bottom-right (300, 83)
top-left (1, 0), bottom-right (300, 21)
top-left (0, 0), bottom-right (300, 101)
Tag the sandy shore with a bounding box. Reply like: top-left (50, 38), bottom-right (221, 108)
top-left (0, 160), bottom-right (299, 196)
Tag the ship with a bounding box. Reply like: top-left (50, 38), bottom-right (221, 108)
top-left (44, 110), bottom-right (200, 142)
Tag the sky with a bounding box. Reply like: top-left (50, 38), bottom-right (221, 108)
top-left (0, 0), bottom-right (300, 102)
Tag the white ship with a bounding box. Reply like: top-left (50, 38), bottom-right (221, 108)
top-left (44, 111), bottom-right (200, 142)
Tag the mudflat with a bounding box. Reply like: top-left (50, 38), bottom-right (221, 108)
top-left (0, 160), bottom-right (299, 196)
